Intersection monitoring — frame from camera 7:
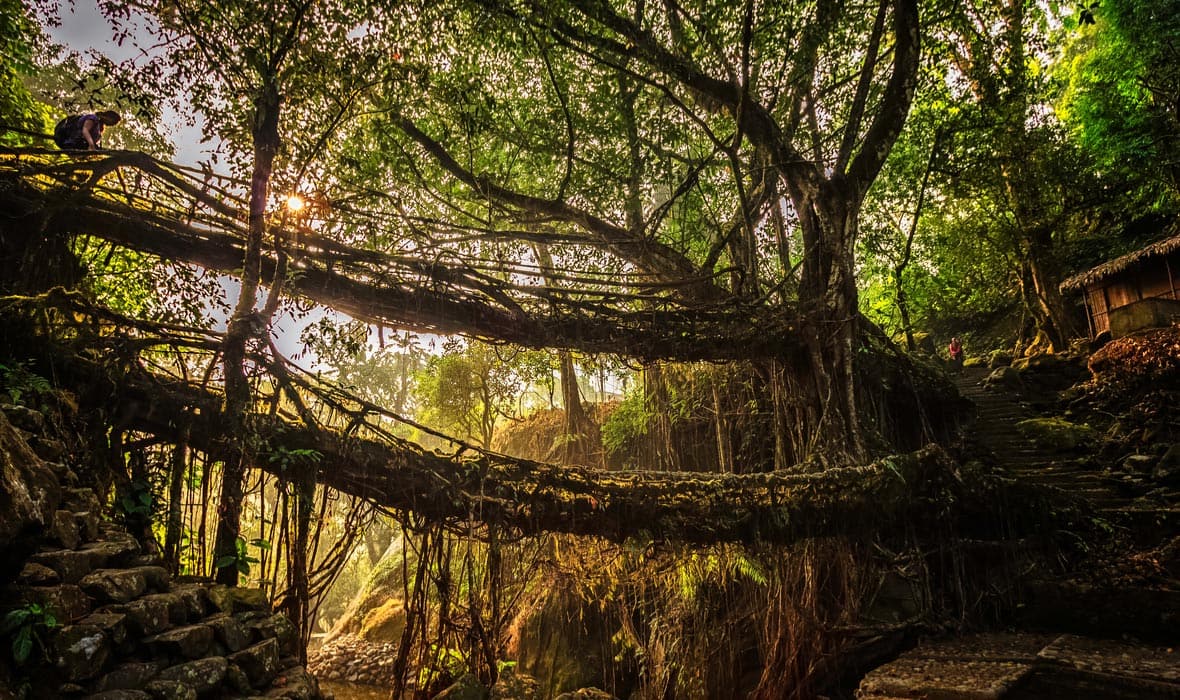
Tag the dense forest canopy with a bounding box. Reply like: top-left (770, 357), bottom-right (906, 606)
top-left (2, 0), bottom-right (1179, 697)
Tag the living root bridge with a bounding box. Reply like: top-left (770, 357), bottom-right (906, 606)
top-left (0, 149), bottom-right (802, 362)
top-left (48, 342), bottom-right (963, 546)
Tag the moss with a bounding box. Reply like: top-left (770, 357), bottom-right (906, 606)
top-left (1015, 417), bottom-right (1097, 451)
top-left (358, 597), bottom-right (406, 641)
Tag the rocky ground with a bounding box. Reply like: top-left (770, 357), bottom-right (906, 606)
top-left (0, 403), bottom-right (324, 700)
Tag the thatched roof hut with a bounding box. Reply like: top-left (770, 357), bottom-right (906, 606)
top-left (1060, 230), bottom-right (1180, 338)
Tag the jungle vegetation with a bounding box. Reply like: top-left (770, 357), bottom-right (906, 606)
top-left (0, 0), bottom-right (1177, 696)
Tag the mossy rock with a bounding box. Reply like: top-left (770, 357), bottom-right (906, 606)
top-left (963, 356), bottom-right (985, 368)
top-left (1015, 417), bottom-right (1097, 451)
top-left (358, 597), bottom-right (405, 641)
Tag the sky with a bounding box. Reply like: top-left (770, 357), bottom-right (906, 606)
top-left (41, 1), bottom-right (329, 363)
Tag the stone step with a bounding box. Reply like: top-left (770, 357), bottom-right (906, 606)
top-left (858, 633), bottom-right (1180, 699)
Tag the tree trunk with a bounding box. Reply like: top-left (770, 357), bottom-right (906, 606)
top-left (213, 78), bottom-right (282, 585)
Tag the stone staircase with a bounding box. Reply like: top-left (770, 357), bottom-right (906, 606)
top-left (857, 632), bottom-right (1180, 699)
top-left (856, 367), bottom-right (1180, 699)
top-left (952, 366), bottom-right (1129, 509)
top-left (4, 482), bottom-right (322, 699)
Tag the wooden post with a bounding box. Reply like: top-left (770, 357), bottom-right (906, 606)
top-left (1167, 254), bottom-right (1177, 300)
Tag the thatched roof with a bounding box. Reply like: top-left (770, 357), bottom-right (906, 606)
top-left (1060, 229), bottom-right (1180, 292)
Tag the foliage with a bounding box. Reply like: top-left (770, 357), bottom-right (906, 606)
top-left (0, 361), bottom-right (52, 406)
top-left (0, 604), bottom-right (58, 665)
top-left (599, 390), bottom-right (649, 462)
top-left (214, 535), bottom-right (269, 576)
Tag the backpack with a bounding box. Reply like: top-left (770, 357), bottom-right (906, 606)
top-left (53, 114), bottom-right (86, 148)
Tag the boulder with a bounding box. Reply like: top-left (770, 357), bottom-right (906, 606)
top-left (145, 623), bottom-right (214, 659)
top-left (228, 638), bottom-right (280, 688)
top-left (1, 403), bottom-right (45, 432)
top-left (246, 614), bottom-right (298, 657)
top-left (143, 679), bottom-right (199, 700)
top-left (1015, 418), bottom-right (1097, 451)
top-left (18, 583), bottom-right (92, 622)
top-left (84, 691), bottom-right (153, 700)
top-left (154, 656), bottom-right (228, 695)
top-left (206, 612), bottom-right (251, 653)
top-left (102, 597), bottom-right (172, 635)
top-left (78, 612), bottom-right (129, 647)
top-left (17, 561), bottom-right (60, 585)
top-left (432, 672), bottom-right (487, 700)
top-left (53, 623), bottom-right (112, 681)
top-left (50, 509), bottom-right (81, 549)
top-left (491, 669), bottom-right (541, 700)
top-left (81, 568), bottom-right (150, 604)
top-left (264, 665), bottom-right (321, 699)
top-left (209, 585), bottom-right (270, 614)
top-left (92, 660), bottom-right (165, 692)
top-left (984, 366), bottom-right (1022, 390)
top-left (30, 548), bottom-right (99, 583)
top-left (553, 690), bottom-right (618, 700)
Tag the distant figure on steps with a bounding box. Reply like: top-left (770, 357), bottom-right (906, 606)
top-left (948, 336), bottom-right (964, 374)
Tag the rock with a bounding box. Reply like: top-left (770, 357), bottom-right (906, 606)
top-left (18, 583), bottom-right (92, 622)
top-left (206, 613), bottom-right (251, 653)
top-left (984, 366), bottom-right (1022, 389)
top-left (1121, 454), bottom-right (1156, 474)
top-left (130, 565), bottom-right (170, 592)
top-left (54, 623), bottom-right (112, 681)
top-left (78, 612), bottom-right (129, 647)
top-left (1, 403), bottom-right (45, 431)
top-left (490, 669), bottom-right (540, 700)
top-left (552, 690), bottom-right (618, 700)
top-left (79, 535), bottom-right (141, 567)
top-left (1151, 444), bottom-right (1180, 486)
top-left (225, 662), bottom-right (255, 694)
top-left (143, 679), bottom-right (199, 700)
top-left (988, 350), bottom-right (1013, 368)
top-left (102, 596), bottom-right (172, 635)
top-left (145, 623), bottom-right (214, 659)
top-left (228, 638), bottom-right (280, 688)
top-left (1015, 417), bottom-right (1097, 451)
top-left (264, 665), bottom-right (320, 699)
top-left (246, 614), bottom-right (298, 657)
top-left (61, 487), bottom-right (103, 515)
top-left (18, 561), bottom-right (61, 585)
top-left (51, 509), bottom-right (81, 549)
top-left (85, 691), bottom-right (153, 700)
top-left (75, 510), bottom-right (101, 542)
top-left (209, 585), bottom-right (270, 614)
top-left (0, 411), bottom-right (62, 574)
top-left (432, 673), bottom-right (488, 700)
top-left (154, 656), bottom-right (228, 695)
top-left (30, 548), bottom-right (99, 584)
top-left (963, 356), bottom-right (985, 368)
top-left (92, 660), bottom-right (165, 692)
top-left (80, 568), bottom-right (149, 603)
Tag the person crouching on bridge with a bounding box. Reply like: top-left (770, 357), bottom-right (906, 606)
top-left (53, 110), bottom-right (121, 151)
